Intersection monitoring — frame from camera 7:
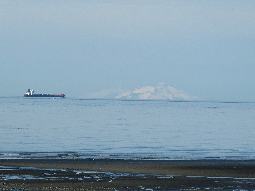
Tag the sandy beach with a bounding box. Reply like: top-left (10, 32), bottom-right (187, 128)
top-left (1, 159), bottom-right (255, 190)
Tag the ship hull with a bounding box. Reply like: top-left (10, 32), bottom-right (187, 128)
top-left (24, 94), bottom-right (65, 98)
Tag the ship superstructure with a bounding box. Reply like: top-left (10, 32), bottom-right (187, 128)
top-left (24, 89), bottom-right (65, 98)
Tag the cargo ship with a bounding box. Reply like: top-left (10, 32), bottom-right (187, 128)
top-left (24, 89), bottom-right (65, 98)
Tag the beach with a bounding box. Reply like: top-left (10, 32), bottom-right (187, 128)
top-left (1, 0), bottom-right (255, 189)
top-left (1, 159), bottom-right (255, 190)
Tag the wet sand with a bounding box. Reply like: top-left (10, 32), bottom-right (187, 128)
top-left (1, 159), bottom-right (255, 190)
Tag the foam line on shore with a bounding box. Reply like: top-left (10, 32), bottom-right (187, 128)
top-left (1, 159), bottom-right (255, 178)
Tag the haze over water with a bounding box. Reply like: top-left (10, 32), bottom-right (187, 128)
top-left (0, 97), bottom-right (255, 160)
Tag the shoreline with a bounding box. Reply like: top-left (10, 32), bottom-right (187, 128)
top-left (1, 159), bottom-right (255, 190)
top-left (2, 159), bottom-right (255, 177)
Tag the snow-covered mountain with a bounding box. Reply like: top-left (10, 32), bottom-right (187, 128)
top-left (116, 84), bottom-right (190, 101)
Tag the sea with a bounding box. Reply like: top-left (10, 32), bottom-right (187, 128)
top-left (0, 97), bottom-right (255, 160)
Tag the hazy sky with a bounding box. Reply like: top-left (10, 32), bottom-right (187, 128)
top-left (0, 0), bottom-right (254, 101)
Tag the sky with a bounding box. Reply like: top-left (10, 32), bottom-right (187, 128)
top-left (0, 0), bottom-right (254, 101)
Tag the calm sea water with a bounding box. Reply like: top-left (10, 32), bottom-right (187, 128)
top-left (0, 97), bottom-right (255, 160)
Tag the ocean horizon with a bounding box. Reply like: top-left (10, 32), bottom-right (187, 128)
top-left (1, 97), bottom-right (255, 160)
